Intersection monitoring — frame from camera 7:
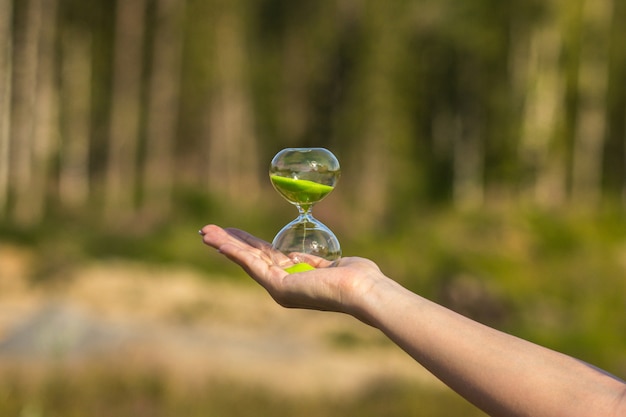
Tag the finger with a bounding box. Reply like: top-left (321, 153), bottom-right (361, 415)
top-left (217, 242), bottom-right (269, 273)
top-left (217, 242), bottom-right (289, 289)
top-left (202, 225), bottom-right (267, 257)
top-left (201, 224), bottom-right (291, 267)
top-left (200, 224), bottom-right (234, 249)
top-left (224, 228), bottom-right (271, 251)
top-left (224, 228), bottom-right (293, 266)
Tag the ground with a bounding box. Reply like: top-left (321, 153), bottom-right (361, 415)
top-left (0, 244), bottom-right (441, 397)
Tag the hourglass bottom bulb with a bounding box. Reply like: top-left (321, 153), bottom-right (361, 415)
top-left (272, 217), bottom-right (341, 262)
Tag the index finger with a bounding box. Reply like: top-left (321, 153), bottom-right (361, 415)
top-left (200, 225), bottom-right (291, 267)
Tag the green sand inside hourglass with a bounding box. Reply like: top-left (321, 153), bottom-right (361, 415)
top-left (270, 175), bottom-right (334, 210)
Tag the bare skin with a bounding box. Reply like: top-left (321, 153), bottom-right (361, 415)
top-left (200, 224), bottom-right (626, 417)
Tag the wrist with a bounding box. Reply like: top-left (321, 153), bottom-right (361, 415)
top-left (348, 273), bottom-right (408, 327)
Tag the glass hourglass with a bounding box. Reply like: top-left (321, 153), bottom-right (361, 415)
top-left (269, 148), bottom-right (341, 270)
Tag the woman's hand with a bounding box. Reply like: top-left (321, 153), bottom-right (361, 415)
top-left (199, 224), bottom-right (385, 319)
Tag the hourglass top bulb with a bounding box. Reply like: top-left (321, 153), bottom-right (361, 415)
top-left (269, 148), bottom-right (340, 209)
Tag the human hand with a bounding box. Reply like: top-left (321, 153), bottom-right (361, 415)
top-left (199, 224), bottom-right (385, 318)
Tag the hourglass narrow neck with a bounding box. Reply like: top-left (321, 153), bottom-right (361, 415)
top-left (296, 203), bottom-right (314, 218)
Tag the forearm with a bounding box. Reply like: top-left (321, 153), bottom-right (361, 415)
top-left (357, 276), bottom-right (626, 417)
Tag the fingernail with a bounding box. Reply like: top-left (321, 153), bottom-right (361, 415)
top-left (198, 229), bottom-right (205, 236)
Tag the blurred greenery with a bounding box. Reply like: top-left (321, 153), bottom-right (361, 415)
top-left (2, 196), bottom-right (624, 378)
top-left (0, 367), bottom-right (486, 417)
top-left (1, 0), bottom-right (625, 414)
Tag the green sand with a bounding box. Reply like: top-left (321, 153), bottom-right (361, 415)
top-left (284, 263), bottom-right (316, 274)
top-left (270, 175), bottom-right (334, 205)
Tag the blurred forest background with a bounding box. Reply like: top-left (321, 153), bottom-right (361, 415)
top-left (1, 0), bottom-right (625, 415)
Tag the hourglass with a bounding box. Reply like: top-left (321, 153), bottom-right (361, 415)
top-left (269, 148), bottom-right (341, 271)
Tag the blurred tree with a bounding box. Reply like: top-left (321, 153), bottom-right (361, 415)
top-left (7, 0), bottom-right (36, 224)
top-left (571, 0), bottom-right (612, 205)
top-left (517, 1), bottom-right (567, 206)
top-left (205, 0), bottom-right (260, 204)
top-left (0, 0), bottom-right (12, 216)
top-left (142, 0), bottom-right (185, 219)
top-left (345, 1), bottom-right (396, 225)
top-left (342, 1), bottom-right (416, 228)
top-left (0, 0), bottom-right (623, 229)
top-left (603, 0), bottom-right (626, 203)
top-left (27, 0), bottom-right (58, 224)
top-left (59, 13), bottom-right (92, 210)
top-left (10, 0), bottom-right (58, 226)
top-left (105, 0), bottom-right (147, 222)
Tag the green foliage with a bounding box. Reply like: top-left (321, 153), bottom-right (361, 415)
top-left (0, 187), bottom-right (281, 280)
top-left (2, 201), bottom-right (624, 382)
top-left (3, 0), bottom-right (626, 228)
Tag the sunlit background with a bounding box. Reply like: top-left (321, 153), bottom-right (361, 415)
top-left (1, 0), bottom-right (625, 415)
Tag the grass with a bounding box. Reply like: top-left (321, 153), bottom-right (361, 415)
top-left (0, 366), bottom-right (487, 417)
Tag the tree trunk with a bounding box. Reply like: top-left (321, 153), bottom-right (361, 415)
top-left (603, 0), bottom-right (626, 205)
top-left (518, 15), bottom-right (567, 206)
top-left (453, 56), bottom-right (485, 209)
top-left (453, 114), bottom-right (484, 209)
top-left (348, 2), bottom-right (404, 229)
top-left (105, 0), bottom-right (146, 222)
top-left (0, 0), bottom-right (13, 217)
top-left (142, 0), bottom-right (184, 219)
top-left (280, 32), bottom-right (310, 145)
top-left (59, 27), bottom-right (92, 210)
top-left (571, 0), bottom-right (613, 205)
top-left (10, 0), bottom-right (45, 225)
top-left (206, 5), bottom-right (259, 203)
top-left (24, 0), bottom-right (59, 225)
